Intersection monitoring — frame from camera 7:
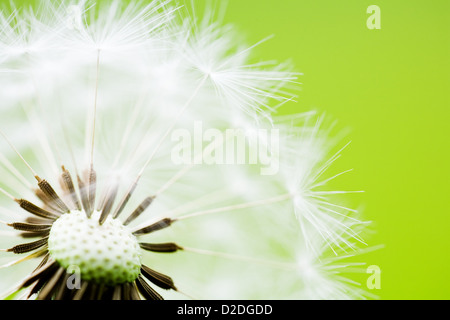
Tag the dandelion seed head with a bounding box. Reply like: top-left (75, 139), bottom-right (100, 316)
top-left (48, 210), bottom-right (141, 285)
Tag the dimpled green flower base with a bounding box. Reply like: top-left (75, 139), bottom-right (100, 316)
top-left (48, 210), bottom-right (141, 286)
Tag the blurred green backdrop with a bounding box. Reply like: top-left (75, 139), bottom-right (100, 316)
top-left (216, 0), bottom-right (449, 299)
top-left (10, 0), bottom-right (450, 299)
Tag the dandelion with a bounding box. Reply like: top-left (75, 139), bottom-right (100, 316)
top-left (0, 0), bottom-right (372, 300)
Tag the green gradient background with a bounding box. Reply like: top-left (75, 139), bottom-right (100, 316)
top-left (11, 0), bottom-right (450, 299)
top-left (217, 0), bottom-right (449, 299)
